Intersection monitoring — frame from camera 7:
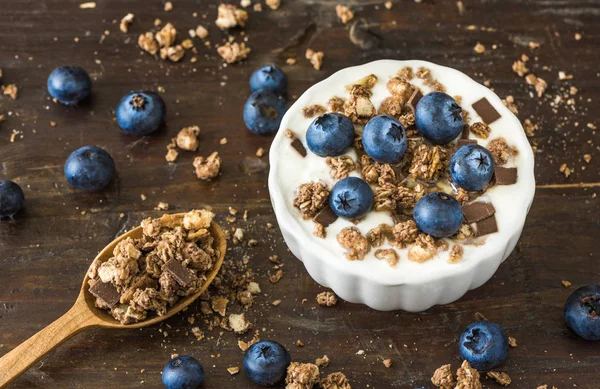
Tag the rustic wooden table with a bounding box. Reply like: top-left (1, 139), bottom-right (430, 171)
top-left (1, 0), bottom-right (598, 388)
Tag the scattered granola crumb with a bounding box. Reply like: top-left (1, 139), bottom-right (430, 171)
top-left (269, 269), bottom-right (283, 284)
top-left (227, 366), bottom-right (240, 375)
top-left (176, 125), bottom-right (200, 151)
top-left (508, 336), bottom-right (517, 347)
top-left (165, 147), bottom-right (179, 162)
top-left (119, 13), bottom-right (135, 33)
top-left (138, 32), bottom-right (159, 55)
top-left (295, 339), bottom-right (304, 347)
top-left (305, 49), bottom-right (324, 70)
top-left (240, 0), bottom-right (251, 7)
top-left (154, 202), bottom-right (169, 211)
top-left (374, 248), bottom-right (399, 267)
top-left (431, 364), bottom-right (455, 389)
top-left (193, 152), bottom-right (221, 180)
top-left (335, 4), bottom-right (354, 24)
top-left (315, 355), bottom-right (330, 367)
top-left (337, 227), bottom-right (370, 260)
top-left (448, 245), bottom-right (463, 263)
top-left (79, 1), bottom-right (96, 8)
top-left (285, 362), bottom-right (320, 389)
top-left (2, 84), bottom-right (18, 100)
top-left (583, 154), bottom-right (592, 164)
top-left (303, 104), bottom-right (327, 118)
top-left (266, 0), bottom-right (281, 10)
top-left (384, 1), bottom-right (393, 9)
top-left (217, 41), bottom-right (251, 64)
top-left (272, 299), bottom-right (282, 306)
top-left (195, 25), bottom-right (209, 39)
top-left (523, 119), bottom-right (538, 137)
top-left (562, 280), bottom-right (572, 288)
top-left (487, 371), bottom-right (511, 386)
top-left (320, 372), bottom-right (351, 389)
top-left (313, 223), bottom-right (326, 239)
top-left (253, 3), bottom-right (262, 11)
top-left (383, 358), bottom-right (392, 368)
top-left (559, 163), bottom-right (572, 178)
top-left (534, 77), bottom-right (548, 98)
top-left (456, 360), bottom-right (481, 389)
top-left (215, 3), bottom-right (248, 30)
top-left (229, 313), bottom-right (252, 334)
top-left (220, 137), bottom-right (228, 145)
top-left (164, 1), bottom-right (173, 11)
top-left (473, 43), bottom-right (485, 53)
top-left (286, 57), bottom-right (297, 65)
top-left (512, 59), bottom-right (529, 77)
top-left (256, 147), bottom-right (265, 157)
top-left (316, 291), bottom-right (338, 307)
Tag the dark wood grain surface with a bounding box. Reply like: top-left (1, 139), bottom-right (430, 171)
top-left (1, 0), bottom-right (599, 388)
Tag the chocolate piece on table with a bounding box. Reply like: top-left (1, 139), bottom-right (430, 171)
top-left (291, 139), bottom-right (307, 157)
top-left (472, 97), bottom-right (502, 124)
top-left (89, 280), bottom-right (121, 308)
top-left (407, 89), bottom-right (423, 112)
top-left (475, 215), bottom-right (498, 236)
top-left (495, 166), bottom-right (518, 185)
top-left (462, 201), bottom-right (496, 223)
top-left (164, 259), bottom-right (195, 287)
top-left (457, 138), bottom-right (477, 147)
top-left (461, 123), bottom-right (470, 139)
top-left (313, 204), bottom-right (338, 227)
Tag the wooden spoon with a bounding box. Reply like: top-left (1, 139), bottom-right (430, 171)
top-left (0, 215), bottom-right (226, 388)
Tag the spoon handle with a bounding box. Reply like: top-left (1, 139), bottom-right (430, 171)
top-left (0, 298), bottom-right (98, 388)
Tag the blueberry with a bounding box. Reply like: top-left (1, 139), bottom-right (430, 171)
top-left (116, 91), bottom-right (166, 136)
top-left (0, 180), bottom-right (25, 218)
top-left (362, 115), bottom-right (407, 163)
top-left (243, 340), bottom-right (291, 386)
top-left (459, 320), bottom-right (508, 371)
top-left (306, 113), bottom-right (355, 157)
top-left (64, 146), bottom-right (115, 191)
top-left (565, 284), bottom-right (600, 341)
top-left (415, 92), bottom-right (463, 145)
top-left (330, 177), bottom-right (373, 219)
top-left (250, 65), bottom-right (288, 94)
top-left (413, 192), bottom-right (462, 238)
top-left (162, 355), bottom-right (205, 389)
top-left (449, 144), bottom-right (495, 192)
top-left (243, 90), bottom-right (287, 135)
top-left (47, 66), bottom-right (92, 105)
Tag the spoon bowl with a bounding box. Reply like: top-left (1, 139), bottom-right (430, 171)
top-left (0, 213), bottom-right (226, 387)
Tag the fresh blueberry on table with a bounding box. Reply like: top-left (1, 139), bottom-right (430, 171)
top-left (449, 144), bottom-right (495, 191)
top-left (243, 340), bottom-right (291, 386)
top-left (116, 91), bottom-right (166, 136)
top-left (565, 284), bottom-right (600, 341)
top-left (250, 65), bottom-right (288, 95)
top-left (330, 176), bottom-right (373, 219)
top-left (64, 146), bottom-right (115, 191)
top-left (243, 90), bottom-right (287, 135)
top-left (306, 113), bottom-right (355, 157)
top-left (415, 92), bottom-right (464, 145)
top-left (0, 180), bottom-right (25, 219)
top-left (459, 320), bottom-right (509, 371)
top-left (47, 66), bottom-right (92, 105)
top-left (362, 114), bottom-right (407, 164)
top-left (413, 192), bottom-right (462, 238)
top-left (162, 355), bottom-right (205, 389)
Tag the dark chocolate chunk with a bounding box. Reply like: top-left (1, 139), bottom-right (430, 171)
top-left (463, 201), bottom-right (496, 223)
top-left (461, 123), bottom-right (470, 139)
top-left (291, 139), bottom-right (307, 157)
top-left (472, 97), bottom-right (502, 124)
top-left (495, 166), bottom-right (518, 185)
top-left (312, 204), bottom-right (338, 227)
top-left (89, 280), bottom-right (121, 308)
top-left (407, 89), bottom-right (423, 113)
top-left (475, 215), bottom-right (498, 236)
top-left (164, 259), bottom-right (195, 287)
top-left (457, 138), bottom-right (477, 147)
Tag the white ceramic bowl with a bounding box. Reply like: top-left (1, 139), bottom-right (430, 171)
top-left (268, 60), bottom-right (535, 311)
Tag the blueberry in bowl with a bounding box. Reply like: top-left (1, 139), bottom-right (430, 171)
top-left (116, 91), bottom-right (166, 136)
top-left (47, 66), bottom-right (92, 105)
top-left (362, 114), bottom-right (407, 164)
top-left (415, 92), bottom-right (463, 145)
top-left (565, 284), bottom-right (600, 341)
top-left (243, 90), bottom-right (287, 135)
top-left (162, 355), bottom-right (205, 389)
top-left (243, 340), bottom-right (291, 386)
top-left (459, 320), bottom-right (508, 371)
top-left (0, 180), bottom-right (25, 219)
top-left (330, 176), bottom-right (373, 219)
top-left (450, 144), bottom-right (495, 192)
top-left (64, 146), bottom-right (115, 191)
top-left (413, 192), bottom-right (462, 238)
top-left (250, 65), bottom-right (288, 95)
top-left (306, 113), bottom-right (355, 157)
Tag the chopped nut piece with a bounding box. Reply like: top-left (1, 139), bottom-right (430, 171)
top-left (431, 364), bottom-right (455, 389)
top-left (285, 363), bottom-right (320, 389)
top-left (469, 122), bottom-right (491, 139)
top-left (227, 367), bottom-right (240, 375)
top-left (487, 371), bottom-right (511, 386)
top-left (266, 0), bottom-right (281, 10)
top-left (120, 13), bottom-right (135, 33)
top-left (335, 4), bottom-right (354, 24)
top-left (229, 313), bottom-right (252, 334)
top-left (456, 360), bottom-right (481, 389)
top-left (193, 152), bottom-right (221, 180)
top-left (160, 45), bottom-right (185, 62)
top-left (211, 296), bottom-right (229, 316)
top-left (337, 227), bottom-right (370, 260)
top-left (154, 202), bottom-right (169, 211)
top-left (215, 3), bottom-right (248, 30)
top-left (293, 182), bottom-right (330, 219)
top-left (165, 148), bottom-right (179, 162)
top-left (305, 49), bottom-right (324, 70)
top-left (320, 372), bottom-right (351, 389)
top-left (473, 43), bottom-right (485, 53)
top-left (256, 147), bottom-right (265, 157)
top-left (559, 163), bottom-right (572, 178)
top-left (508, 336), bottom-right (517, 347)
top-left (315, 355), bottom-right (330, 367)
top-left (195, 25), bottom-right (209, 39)
top-left (302, 104), bottom-right (327, 118)
top-left (512, 60), bottom-right (529, 77)
top-left (138, 32), bottom-right (160, 55)
top-left (295, 339), bottom-right (304, 347)
top-left (155, 22), bottom-right (176, 47)
top-left (269, 269), bottom-right (283, 284)
top-left (217, 41), bottom-right (251, 64)
top-left (374, 248), bottom-right (399, 267)
top-left (408, 234), bottom-right (437, 263)
top-left (325, 156), bottom-right (356, 180)
top-left (316, 291), bottom-right (338, 307)
top-left (176, 126), bottom-right (200, 151)
top-left (2, 84), bottom-right (18, 100)
top-left (534, 77), bottom-right (548, 98)
top-left (366, 224), bottom-right (391, 247)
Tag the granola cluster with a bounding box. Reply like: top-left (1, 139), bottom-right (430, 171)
top-left (431, 361), bottom-right (481, 389)
top-left (87, 210), bottom-right (219, 324)
top-left (138, 22), bottom-right (191, 62)
top-left (284, 361), bottom-right (351, 389)
top-left (293, 182), bottom-right (331, 219)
